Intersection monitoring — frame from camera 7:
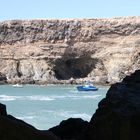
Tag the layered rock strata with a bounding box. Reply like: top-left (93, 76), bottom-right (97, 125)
top-left (0, 17), bottom-right (140, 84)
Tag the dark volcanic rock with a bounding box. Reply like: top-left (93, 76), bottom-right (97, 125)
top-left (0, 103), bottom-right (7, 116)
top-left (87, 70), bottom-right (140, 140)
top-left (123, 70), bottom-right (140, 84)
top-left (49, 118), bottom-right (88, 140)
top-left (0, 103), bottom-right (60, 140)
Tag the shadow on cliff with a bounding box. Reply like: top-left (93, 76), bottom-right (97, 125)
top-left (52, 46), bottom-right (99, 80)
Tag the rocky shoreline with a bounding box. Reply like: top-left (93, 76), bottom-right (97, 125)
top-left (0, 69), bottom-right (140, 140)
top-left (0, 16), bottom-right (140, 85)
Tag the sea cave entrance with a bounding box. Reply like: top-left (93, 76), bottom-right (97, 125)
top-left (53, 57), bottom-right (97, 80)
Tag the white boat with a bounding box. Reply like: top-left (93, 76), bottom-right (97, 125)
top-left (12, 84), bottom-right (23, 88)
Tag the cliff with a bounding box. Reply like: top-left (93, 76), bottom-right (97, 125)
top-left (0, 16), bottom-right (140, 84)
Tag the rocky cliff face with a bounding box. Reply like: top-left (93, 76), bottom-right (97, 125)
top-left (0, 17), bottom-right (140, 84)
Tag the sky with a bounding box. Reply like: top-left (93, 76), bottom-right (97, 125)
top-left (0, 0), bottom-right (140, 21)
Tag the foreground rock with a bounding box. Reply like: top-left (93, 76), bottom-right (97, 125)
top-left (49, 118), bottom-right (88, 140)
top-left (87, 70), bottom-right (140, 140)
top-left (0, 17), bottom-right (140, 84)
top-left (0, 103), bottom-right (60, 140)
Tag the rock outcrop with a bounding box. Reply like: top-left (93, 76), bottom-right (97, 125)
top-left (49, 118), bottom-right (88, 140)
top-left (0, 103), bottom-right (60, 140)
top-left (87, 70), bottom-right (140, 140)
top-left (0, 17), bottom-right (140, 84)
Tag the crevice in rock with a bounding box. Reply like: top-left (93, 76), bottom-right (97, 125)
top-left (16, 60), bottom-right (22, 77)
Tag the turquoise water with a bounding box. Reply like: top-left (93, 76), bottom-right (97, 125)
top-left (0, 85), bottom-right (109, 130)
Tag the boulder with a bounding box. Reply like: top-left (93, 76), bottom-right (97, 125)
top-left (49, 118), bottom-right (88, 140)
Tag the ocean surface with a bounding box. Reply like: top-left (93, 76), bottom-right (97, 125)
top-left (0, 84), bottom-right (109, 130)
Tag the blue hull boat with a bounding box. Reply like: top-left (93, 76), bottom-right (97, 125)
top-left (77, 85), bottom-right (98, 91)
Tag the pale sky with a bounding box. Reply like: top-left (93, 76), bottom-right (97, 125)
top-left (0, 0), bottom-right (140, 21)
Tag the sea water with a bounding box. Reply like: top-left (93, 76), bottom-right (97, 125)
top-left (0, 85), bottom-right (109, 130)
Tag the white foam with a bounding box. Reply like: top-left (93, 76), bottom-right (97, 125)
top-left (0, 93), bottom-right (101, 102)
top-left (71, 113), bottom-right (91, 120)
top-left (17, 116), bottom-right (35, 120)
top-left (0, 95), bottom-right (55, 101)
top-left (0, 95), bottom-right (21, 101)
top-left (50, 95), bottom-right (66, 99)
top-left (65, 94), bottom-right (102, 100)
top-left (26, 94), bottom-right (101, 101)
top-left (26, 95), bottom-right (54, 101)
top-left (54, 110), bottom-right (91, 120)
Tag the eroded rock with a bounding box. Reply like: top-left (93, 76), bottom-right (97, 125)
top-left (0, 17), bottom-right (140, 84)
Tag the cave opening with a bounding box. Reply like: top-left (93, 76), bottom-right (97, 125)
top-left (53, 57), bottom-right (97, 80)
